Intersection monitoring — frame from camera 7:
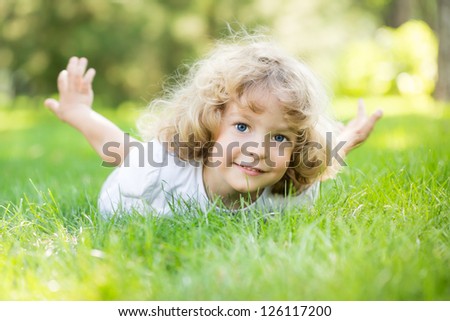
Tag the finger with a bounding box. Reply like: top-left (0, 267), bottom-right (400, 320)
top-left (78, 57), bottom-right (88, 77)
top-left (84, 68), bottom-right (96, 85)
top-left (373, 109), bottom-right (383, 119)
top-left (57, 70), bottom-right (68, 92)
top-left (357, 98), bottom-right (367, 118)
top-left (360, 110), bottom-right (383, 138)
top-left (81, 68), bottom-right (96, 93)
top-left (74, 57), bottom-right (88, 91)
top-left (67, 57), bottom-right (81, 90)
top-left (67, 56), bottom-right (78, 73)
top-left (44, 98), bottom-right (60, 114)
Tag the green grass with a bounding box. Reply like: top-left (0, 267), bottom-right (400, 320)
top-left (0, 96), bottom-right (449, 300)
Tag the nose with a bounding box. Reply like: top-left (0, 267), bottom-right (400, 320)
top-left (242, 134), bottom-right (268, 163)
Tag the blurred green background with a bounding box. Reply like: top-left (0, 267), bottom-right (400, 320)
top-left (1, 0), bottom-right (449, 301)
top-left (1, 0), bottom-right (449, 107)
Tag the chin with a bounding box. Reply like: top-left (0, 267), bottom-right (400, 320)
top-left (231, 182), bottom-right (262, 195)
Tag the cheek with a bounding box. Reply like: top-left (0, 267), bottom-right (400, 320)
top-left (216, 133), bottom-right (241, 160)
top-left (224, 141), bottom-right (241, 165)
top-left (210, 138), bottom-right (240, 167)
top-left (273, 147), bottom-right (293, 168)
top-left (270, 144), bottom-right (293, 158)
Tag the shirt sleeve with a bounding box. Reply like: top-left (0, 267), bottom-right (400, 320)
top-left (98, 140), bottom-right (165, 216)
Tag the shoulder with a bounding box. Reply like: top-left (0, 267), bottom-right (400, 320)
top-left (122, 139), bottom-right (167, 168)
top-left (118, 139), bottom-right (201, 196)
top-left (115, 140), bottom-right (164, 195)
top-left (99, 139), bottom-right (206, 215)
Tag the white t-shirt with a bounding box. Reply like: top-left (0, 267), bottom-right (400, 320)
top-left (98, 140), bottom-right (319, 216)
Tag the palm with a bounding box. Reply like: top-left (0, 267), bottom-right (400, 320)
top-left (44, 57), bottom-right (96, 122)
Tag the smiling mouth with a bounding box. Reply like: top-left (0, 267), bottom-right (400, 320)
top-left (234, 163), bottom-right (266, 173)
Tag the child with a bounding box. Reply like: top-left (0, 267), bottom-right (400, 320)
top-left (44, 37), bottom-right (382, 216)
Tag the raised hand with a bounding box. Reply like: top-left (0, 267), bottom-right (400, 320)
top-left (43, 57), bottom-right (133, 165)
top-left (44, 57), bottom-right (96, 124)
top-left (338, 99), bottom-right (383, 156)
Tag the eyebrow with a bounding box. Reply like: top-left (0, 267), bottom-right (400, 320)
top-left (228, 112), bottom-right (253, 121)
top-left (228, 112), bottom-right (293, 133)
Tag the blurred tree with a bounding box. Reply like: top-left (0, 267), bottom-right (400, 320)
top-left (387, 0), bottom-right (413, 27)
top-left (0, 0), bottom-right (264, 106)
top-left (352, 0), bottom-right (449, 101)
top-left (1, 0), bottom-right (167, 105)
top-left (1, 0), bottom-right (447, 103)
top-left (353, 0), bottom-right (437, 28)
top-left (335, 21), bottom-right (437, 97)
top-left (435, 0), bottom-right (450, 101)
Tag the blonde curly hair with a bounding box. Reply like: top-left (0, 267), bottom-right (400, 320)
top-left (138, 35), bottom-right (340, 195)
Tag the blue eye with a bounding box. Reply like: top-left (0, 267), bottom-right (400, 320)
top-left (273, 134), bottom-right (286, 142)
top-left (235, 123), bottom-right (248, 132)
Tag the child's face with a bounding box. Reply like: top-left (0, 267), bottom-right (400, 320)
top-left (204, 93), bottom-right (296, 203)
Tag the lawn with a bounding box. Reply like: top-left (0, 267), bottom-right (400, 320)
top-left (0, 96), bottom-right (448, 300)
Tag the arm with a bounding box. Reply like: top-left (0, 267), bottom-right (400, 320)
top-left (44, 57), bottom-right (139, 166)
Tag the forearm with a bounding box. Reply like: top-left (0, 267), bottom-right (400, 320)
top-left (67, 108), bottom-right (137, 166)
